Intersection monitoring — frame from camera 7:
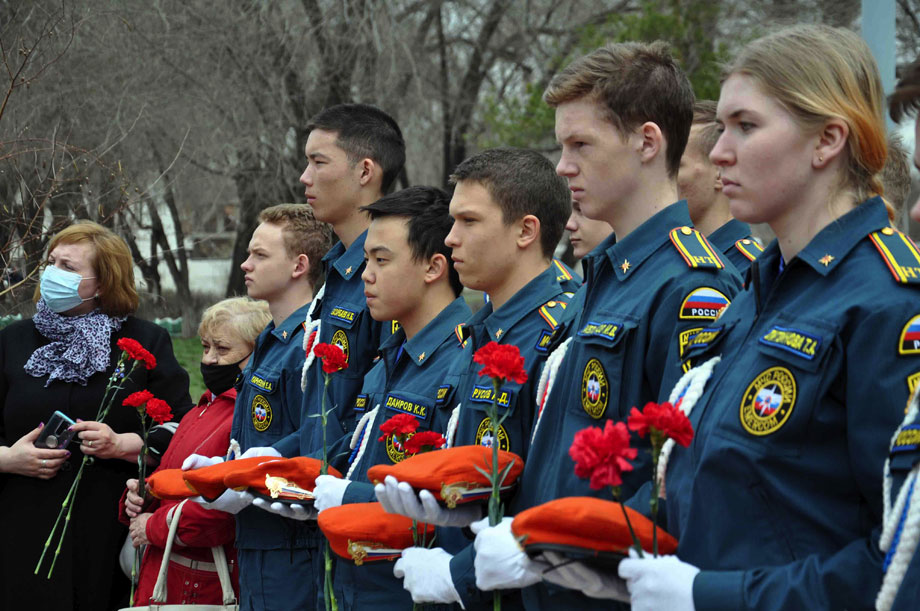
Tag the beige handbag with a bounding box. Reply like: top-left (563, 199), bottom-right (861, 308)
top-left (120, 499), bottom-right (239, 611)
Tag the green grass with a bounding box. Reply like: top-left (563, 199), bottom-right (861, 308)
top-left (172, 336), bottom-right (207, 401)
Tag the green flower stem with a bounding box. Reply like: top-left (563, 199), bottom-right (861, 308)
top-left (47, 457), bottom-right (87, 577)
top-left (489, 378), bottom-right (503, 611)
top-left (34, 457), bottom-right (85, 574)
top-left (613, 486), bottom-right (644, 558)
top-left (649, 433), bottom-right (662, 557)
top-left (320, 372), bottom-right (337, 611)
top-left (36, 351), bottom-right (144, 578)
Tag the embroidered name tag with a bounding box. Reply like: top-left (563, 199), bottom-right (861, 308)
top-left (578, 321), bottom-right (621, 342)
top-left (534, 328), bottom-right (554, 353)
top-left (687, 326), bottom-right (723, 351)
top-left (469, 385), bottom-right (511, 408)
top-left (248, 374), bottom-right (276, 393)
top-left (436, 385), bottom-right (453, 407)
top-left (384, 393), bottom-right (431, 420)
top-left (759, 326), bottom-right (821, 360)
top-left (893, 425), bottom-right (920, 453)
top-left (329, 307), bottom-right (357, 324)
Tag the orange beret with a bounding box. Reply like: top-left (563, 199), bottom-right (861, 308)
top-left (366, 445), bottom-right (524, 508)
top-left (511, 496), bottom-right (677, 561)
top-left (183, 456), bottom-right (280, 501)
top-left (318, 502), bottom-right (435, 565)
top-left (146, 468), bottom-right (197, 501)
top-left (223, 457), bottom-right (343, 503)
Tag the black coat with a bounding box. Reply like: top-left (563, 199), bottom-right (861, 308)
top-left (0, 316), bottom-right (193, 610)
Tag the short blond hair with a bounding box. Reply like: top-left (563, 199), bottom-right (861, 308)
top-left (198, 297), bottom-right (271, 349)
top-left (258, 204), bottom-right (333, 286)
top-left (726, 25), bottom-right (887, 206)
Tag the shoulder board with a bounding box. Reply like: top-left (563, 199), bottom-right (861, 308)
top-left (538, 293), bottom-right (574, 329)
top-left (552, 258), bottom-right (575, 282)
top-left (733, 238), bottom-right (764, 262)
top-left (669, 227), bottom-right (725, 270)
top-left (868, 227), bottom-right (920, 285)
top-left (454, 323), bottom-right (470, 346)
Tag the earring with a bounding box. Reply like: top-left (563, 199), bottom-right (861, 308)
top-left (818, 155), bottom-right (824, 163)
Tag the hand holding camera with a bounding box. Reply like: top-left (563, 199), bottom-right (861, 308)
top-left (0, 422), bottom-right (70, 479)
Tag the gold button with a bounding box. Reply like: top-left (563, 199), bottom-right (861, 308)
top-left (546, 301), bottom-right (556, 307)
top-left (742, 239), bottom-right (752, 244)
top-left (681, 226), bottom-right (693, 235)
top-left (882, 227), bottom-right (895, 235)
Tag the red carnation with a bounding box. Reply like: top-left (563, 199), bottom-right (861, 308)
top-left (378, 413), bottom-right (418, 441)
top-left (122, 390), bottom-right (154, 409)
top-left (117, 338), bottom-right (157, 370)
top-left (313, 342), bottom-right (348, 374)
top-left (570, 420), bottom-right (637, 490)
top-left (403, 430), bottom-right (446, 456)
top-left (145, 398), bottom-right (173, 425)
top-left (473, 342), bottom-right (528, 385)
top-left (627, 402), bottom-right (694, 448)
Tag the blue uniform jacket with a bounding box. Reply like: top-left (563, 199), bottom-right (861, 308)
top-left (274, 231), bottom-right (388, 459)
top-left (437, 265), bottom-right (575, 609)
top-left (665, 198), bottom-right (920, 610)
top-left (551, 258), bottom-right (583, 292)
top-left (708, 218), bottom-right (764, 277)
top-left (514, 201), bottom-right (743, 610)
top-left (231, 301), bottom-right (312, 550)
top-left (887, 402), bottom-right (920, 610)
top-left (325, 297), bottom-right (471, 610)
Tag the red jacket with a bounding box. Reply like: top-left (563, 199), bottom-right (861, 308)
top-left (119, 389), bottom-right (239, 605)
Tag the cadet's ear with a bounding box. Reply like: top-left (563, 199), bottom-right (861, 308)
top-left (813, 118), bottom-right (849, 169)
top-left (291, 254), bottom-right (310, 281)
top-left (356, 157), bottom-right (383, 189)
top-left (517, 214), bottom-right (541, 250)
top-left (425, 253), bottom-right (448, 285)
top-left (636, 121), bottom-right (664, 166)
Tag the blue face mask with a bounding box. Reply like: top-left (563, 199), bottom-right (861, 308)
top-left (40, 266), bottom-right (96, 313)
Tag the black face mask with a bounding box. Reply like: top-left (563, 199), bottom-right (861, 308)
top-left (200, 355), bottom-right (248, 396)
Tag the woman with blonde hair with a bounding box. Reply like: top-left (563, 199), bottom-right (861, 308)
top-left (120, 296), bottom-right (271, 606)
top-left (0, 221), bottom-right (193, 609)
top-left (609, 25), bottom-right (920, 610)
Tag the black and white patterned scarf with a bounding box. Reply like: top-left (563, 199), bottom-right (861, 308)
top-left (24, 298), bottom-right (126, 387)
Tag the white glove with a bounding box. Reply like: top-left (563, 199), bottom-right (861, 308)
top-left (239, 446), bottom-right (282, 459)
top-left (182, 454), bottom-right (223, 471)
top-left (472, 516), bottom-right (542, 590)
top-left (191, 489), bottom-right (253, 514)
top-left (251, 497), bottom-right (317, 521)
top-left (375, 475), bottom-right (481, 527)
top-left (313, 475), bottom-right (350, 513)
top-left (393, 547), bottom-right (464, 607)
top-left (540, 551), bottom-right (630, 601)
top-left (618, 550), bottom-right (699, 611)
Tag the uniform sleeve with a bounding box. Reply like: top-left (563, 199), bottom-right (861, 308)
top-left (341, 480), bottom-right (376, 504)
top-left (271, 343), bottom-right (307, 458)
top-left (273, 429), bottom-right (301, 458)
top-left (449, 543), bottom-right (489, 608)
top-left (146, 499), bottom-right (236, 549)
top-left (692, 305), bottom-right (918, 610)
top-left (648, 274), bottom-right (740, 403)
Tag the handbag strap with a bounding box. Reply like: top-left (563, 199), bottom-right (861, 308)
top-left (149, 499), bottom-right (238, 606)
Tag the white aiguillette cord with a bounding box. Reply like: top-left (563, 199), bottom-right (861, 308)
top-left (877, 387), bottom-right (920, 611)
top-left (300, 283), bottom-right (325, 392)
top-left (657, 356), bottom-right (721, 499)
